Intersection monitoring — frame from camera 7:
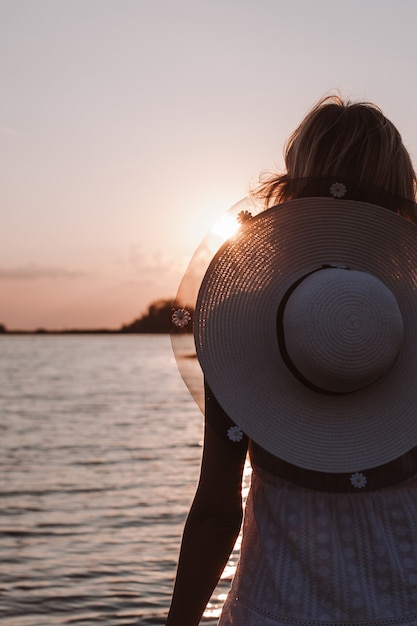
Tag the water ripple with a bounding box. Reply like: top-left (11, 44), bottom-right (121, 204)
top-left (0, 335), bottom-right (229, 625)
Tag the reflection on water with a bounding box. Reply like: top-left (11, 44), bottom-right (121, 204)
top-left (0, 335), bottom-right (248, 625)
top-left (204, 459), bottom-right (251, 621)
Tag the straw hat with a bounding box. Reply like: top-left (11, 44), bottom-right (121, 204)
top-left (194, 197), bottom-right (417, 472)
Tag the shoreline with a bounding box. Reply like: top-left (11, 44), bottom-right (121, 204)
top-left (0, 329), bottom-right (173, 335)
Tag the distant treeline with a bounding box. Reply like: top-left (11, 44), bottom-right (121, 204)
top-left (0, 299), bottom-right (194, 334)
top-left (121, 299), bottom-right (194, 334)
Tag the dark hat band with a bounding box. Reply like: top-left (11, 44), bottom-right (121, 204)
top-left (250, 442), bottom-right (417, 492)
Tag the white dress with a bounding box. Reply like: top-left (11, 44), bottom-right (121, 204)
top-left (219, 466), bottom-right (417, 626)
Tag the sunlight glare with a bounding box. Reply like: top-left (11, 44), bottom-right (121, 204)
top-left (204, 605), bottom-right (223, 619)
top-left (211, 213), bottom-right (240, 242)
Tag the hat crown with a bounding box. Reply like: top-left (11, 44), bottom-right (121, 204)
top-left (282, 268), bottom-right (404, 393)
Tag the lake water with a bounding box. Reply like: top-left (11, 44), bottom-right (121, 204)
top-left (0, 335), bottom-right (245, 625)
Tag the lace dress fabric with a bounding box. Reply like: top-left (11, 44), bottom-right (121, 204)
top-left (219, 468), bottom-right (417, 626)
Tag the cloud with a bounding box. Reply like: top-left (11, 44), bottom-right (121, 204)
top-left (0, 125), bottom-right (22, 137)
top-left (114, 245), bottom-right (184, 283)
top-left (0, 264), bottom-right (86, 280)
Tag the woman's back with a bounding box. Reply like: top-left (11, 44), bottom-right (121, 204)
top-left (220, 469), bottom-right (417, 625)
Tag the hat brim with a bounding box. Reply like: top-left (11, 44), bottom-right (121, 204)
top-left (195, 198), bottom-right (417, 472)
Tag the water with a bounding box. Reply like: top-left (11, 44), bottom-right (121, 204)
top-left (0, 335), bottom-right (243, 625)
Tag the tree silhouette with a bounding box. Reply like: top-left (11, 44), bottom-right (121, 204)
top-left (121, 298), bottom-right (193, 333)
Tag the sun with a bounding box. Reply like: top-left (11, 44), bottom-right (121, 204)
top-left (210, 212), bottom-right (240, 242)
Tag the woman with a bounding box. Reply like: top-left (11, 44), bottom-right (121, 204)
top-left (166, 95), bottom-right (417, 626)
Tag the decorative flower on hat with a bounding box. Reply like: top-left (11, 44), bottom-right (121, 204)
top-left (330, 182), bottom-right (347, 198)
top-left (237, 210), bottom-right (253, 225)
top-left (227, 425), bottom-right (244, 442)
top-left (350, 472), bottom-right (367, 489)
top-left (172, 308), bottom-right (191, 328)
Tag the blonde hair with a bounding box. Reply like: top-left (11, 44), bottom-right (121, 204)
top-left (254, 95), bottom-right (417, 217)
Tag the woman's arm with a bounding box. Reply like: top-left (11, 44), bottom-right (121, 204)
top-left (166, 405), bottom-right (248, 626)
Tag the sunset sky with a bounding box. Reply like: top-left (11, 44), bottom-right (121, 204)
top-left (2, 0), bottom-right (417, 330)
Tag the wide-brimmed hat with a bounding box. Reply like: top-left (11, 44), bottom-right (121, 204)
top-left (193, 195), bottom-right (417, 473)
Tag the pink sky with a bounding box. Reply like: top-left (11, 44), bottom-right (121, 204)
top-left (2, 0), bottom-right (417, 330)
